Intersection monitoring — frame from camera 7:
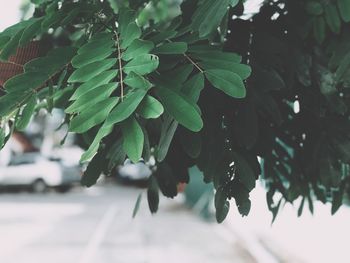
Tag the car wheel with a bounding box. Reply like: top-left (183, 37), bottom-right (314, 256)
top-left (31, 179), bottom-right (47, 193)
top-left (56, 185), bottom-right (72, 193)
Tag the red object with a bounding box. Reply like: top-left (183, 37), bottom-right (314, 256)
top-left (0, 41), bottom-right (41, 86)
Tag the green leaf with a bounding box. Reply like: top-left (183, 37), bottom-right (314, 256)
top-left (137, 95), bottom-right (164, 119)
top-left (232, 152), bottom-right (256, 191)
top-left (41, 10), bottom-right (65, 31)
top-left (237, 197), bottom-right (251, 217)
top-left (4, 72), bottom-right (48, 92)
top-left (182, 73), bottom-right (205, 102)
top-left (332, 184), bottom-right (345, 215)
top-left (157, 115), bottom-right (178, 162)
top-left (305, 1), bottom-right (323, 15)
top-left (205, 69), bottom-right (246, 98)
top-left (153, 42), bottom-right (188, 54)
top-left (80, 122), bottom-right (114, 163)
top-left (78, 38), bottom-right (114, 55)
top-left (124, 72), bottom-right (152, 90)
top-left (122, 39), bottom-right (154, 61)
top-left (107, 138), bottom-right (126, 171)
top-left (119, 8), bottom-right (136, 36)
top-left (147, 176), bottom-right (159, 213)
top-left (0, 92), bottom-right (31, 117)
top-left (200, 61), bottom-right (251, 80)
top-left (68, 58), bottom-right (117, 83)
top-left (298, 197), bottom-right (305, 217)
top-left (72, 47), bottom-right (114, 68)
top-left (0, 36), bottom-right (10, 49)
top-left (159, 64), bottom-right (194, 90)
top-left (121, 22), bottom-right (141, 49)
top-left (338, 0), bottom-right (350, 22)
top-left (229, 0), bottom-right (239, 7)
top-left (66, 83), bottom-right (118, 114)
top-left (61, 8), bottom-right (80, 26)
top-left (105, 90), bottom-right (147, 126)
top-left (47, 80), bottom-right (54, 113)
top-left (132, 193), bottom-right (142, 218)
top-left (123, 54), bottom-right (159, 75)
top-left (0, 28), bottom-right (24, 61)
top-left (107, 0), bottom-right (119, 14)
top-left (121, 116), bottom-right (144, 163)
top-left (190, 51), bottom-right (242, 64)
top-left (324, 4), bottom-right (341, 34)
top-left (180, 130), bottom-right (202, 159)
top-left (0, 19), bottom-right (35, 38)
top-left (335, 53), bottom-right (350, 83)
top-left (313, 16), bottom-right (326, 44)
top-left (19, 18), bottom-right (43, 46)
top-left (24, 47), bottom-right (77, 75)
top-left (156, 87), bottom-right (203, 132)
top-left (215, 189), bottom-right (230, 223)
top-left (69, 98), bottom-right (118, 133)
top-left (0, 128), bottom-right (5, 149)
top-left (192, 0), bottom-right (231, 37)
top-left (81, 151), bottom-right (105, 187)
top-left (70, 70), bottom-right (117, 100)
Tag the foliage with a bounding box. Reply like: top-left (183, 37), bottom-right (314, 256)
top-left (0, 0), bottom-right (350, 222)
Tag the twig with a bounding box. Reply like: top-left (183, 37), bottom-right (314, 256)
top-left (115, 31), bottom-right (124, 101)
top-left (184, 53), bottom-right (203, 73)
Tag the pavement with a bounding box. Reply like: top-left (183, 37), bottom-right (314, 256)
top-left (0, 184), bottom-right (256, 263)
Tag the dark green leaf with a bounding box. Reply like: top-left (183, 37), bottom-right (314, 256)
top-left (153, 42), bottom-right (188, 54)
top-left (4, 72), bottom-right (48, 92)
top-left (148, 176), bottom-right (159, 213)
top-left (124, 72), bottom-right (152, 90)
top-left (81, 151), bottom-right (105, 187)
top-left (182, 73), bottom-right (205, 102)
top-left (0, 28), bottom-right (24, 61)
top-left (122, 39), bottom-right (154, 61)
top-left (72, 47), bottom-right (114, 68)
top-left (66, 83), bottom-right (118, 114)
top-left (132, 193), bottom-right (142, 218)
top-left (338, 0), bottom-right (350, 22)
top-left (205, 69), bottom-right (246, 98)
top-left (121, 22), bottom-right (141, 49)
top-left (69, 97), bottom-right (118, 133)
top-left (156, 87), bottom-right (203, 132)
top-left (105, 90), bottom-right (147, 126)
top-left (121, 117), bottom-right (144, 163)
top-left (123, 54), bottom-right (159, 75)
top-left (157, 115), bottom-right (178, 162)
top-left (70, 70), bottom-right (117, 100)
top-left (324, 4), bottom-right (341, 34)
top-left (19, 18), bottom-right (43, 46)
top-left (137, 95), bottom-right (164, 119)
top-left (232, 152), bottom-right (256, 191)
top-left (200, 61), bottom-right (251, 80)
top-left (68, 59), bottom-right (117, 83)
top-left (80, 122), bottom-right (114, 163)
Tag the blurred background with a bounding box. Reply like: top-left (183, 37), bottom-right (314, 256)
top-left (1, 1), bottom-right (350, 263)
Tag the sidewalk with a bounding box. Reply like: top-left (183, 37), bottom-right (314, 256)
top-left (85, 186), bottom-right (257, 263)
top-left (0, 185), bottom-right (257, 263)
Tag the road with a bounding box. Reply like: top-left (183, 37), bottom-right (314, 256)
top-left (0, 184), bottom-right (256, 263)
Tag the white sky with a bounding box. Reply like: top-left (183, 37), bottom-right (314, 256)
top-left (0, 0), bottom-right (23, 31)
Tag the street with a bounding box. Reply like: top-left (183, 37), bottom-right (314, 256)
top-left (0, 184), bottom-right (255, 263)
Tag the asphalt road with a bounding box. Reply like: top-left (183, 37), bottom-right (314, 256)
top-left (0, 184), bottom-right (256, 263)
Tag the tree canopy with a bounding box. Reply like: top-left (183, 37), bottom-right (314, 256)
top-left (0, 0), bottom-right (350, 222)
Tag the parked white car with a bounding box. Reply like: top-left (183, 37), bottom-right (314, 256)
top-left (0, 153), bottom-right (81, 193)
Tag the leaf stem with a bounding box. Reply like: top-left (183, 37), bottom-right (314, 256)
top-left (115, 31), bottom-right (124, 101)
top-left (184, 53), bottom-right (203, 73)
